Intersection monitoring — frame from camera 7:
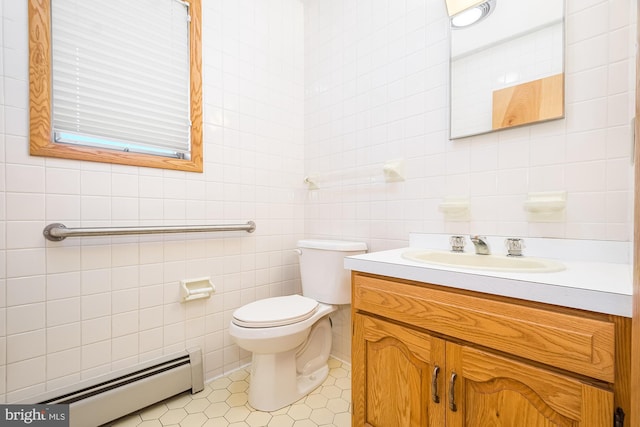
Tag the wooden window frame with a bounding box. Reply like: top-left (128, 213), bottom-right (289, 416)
top-left (28, 0), bottom-right (203, 172)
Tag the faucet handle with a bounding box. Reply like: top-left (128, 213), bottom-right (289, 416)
top-left (505, 238), bottom-right (525, 257)
top-left (449, 236), bottom-right (465, 253)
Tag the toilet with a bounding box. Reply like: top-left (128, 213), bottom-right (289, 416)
top-left (228, 239), bottom-right (367, 411)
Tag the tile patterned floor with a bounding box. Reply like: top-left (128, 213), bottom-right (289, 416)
top-left (107, 358), bottom-right (351, 427)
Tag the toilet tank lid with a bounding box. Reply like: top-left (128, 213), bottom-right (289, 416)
top-left (297, 239), bottom-right (367, 252)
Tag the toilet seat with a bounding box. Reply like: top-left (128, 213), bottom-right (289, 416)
top-left (232, 295), bottom-right (319, 328)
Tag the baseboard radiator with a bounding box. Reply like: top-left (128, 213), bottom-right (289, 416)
top-left (21, 348), bottom-right (204, 427)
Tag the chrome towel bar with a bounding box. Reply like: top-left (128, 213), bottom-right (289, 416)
top-left (43, 221), bottom-right (256, 241)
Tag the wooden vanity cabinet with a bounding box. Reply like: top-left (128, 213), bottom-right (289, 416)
top-left (352, 272), bottom-right (630, 427)
top-left (353, 314), bottom-right (445, 426)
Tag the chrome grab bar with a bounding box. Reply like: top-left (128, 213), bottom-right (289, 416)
top-left (43, 221), bottom-right (256, 241)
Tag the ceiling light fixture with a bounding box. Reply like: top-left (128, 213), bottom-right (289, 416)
top-left (451, 0), bottom-right (496, 29)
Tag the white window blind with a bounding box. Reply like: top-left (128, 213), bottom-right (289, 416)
top-left (51, 0), bottom-right (192, 159)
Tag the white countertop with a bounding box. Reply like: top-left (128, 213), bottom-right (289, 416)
top-left (344, 234), bottom-right (633, 317)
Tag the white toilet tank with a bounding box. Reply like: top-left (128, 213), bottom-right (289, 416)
top-left (297, 239), bottom-right (367, 304)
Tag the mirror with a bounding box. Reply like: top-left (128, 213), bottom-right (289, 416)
top-left (448, 0), bottom-right (565, 139)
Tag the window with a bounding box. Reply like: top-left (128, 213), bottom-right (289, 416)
top-left (28, 0), bottom-right (203, 172)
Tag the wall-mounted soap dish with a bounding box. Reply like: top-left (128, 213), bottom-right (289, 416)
top-left (438, 197), bottom-right (470, 221)
top-left (523, 191), bottom-right (566, 222)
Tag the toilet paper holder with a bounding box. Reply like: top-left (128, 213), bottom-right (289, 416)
top-left (180, 277), bottom-right (216, 302)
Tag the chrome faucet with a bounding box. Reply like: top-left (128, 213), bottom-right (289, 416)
top-left (470, 235), bottom-right (490, 255)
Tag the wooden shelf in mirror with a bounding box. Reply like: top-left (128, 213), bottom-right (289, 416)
top-left (492, 73), bottom-right (564, 131)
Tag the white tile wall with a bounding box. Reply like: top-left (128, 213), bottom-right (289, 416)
top-left (304, 0), bottom-right (635, 242)
top-left (0, 0), bottom-right (636, 404)
top-left (0, 0), bottom-right (305, 402)
top-left (304, 0), bottom-right (636, 361)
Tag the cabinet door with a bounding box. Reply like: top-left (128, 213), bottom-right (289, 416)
top-left (446, 342), bottom-right (614, 427)
top-left (352, 314), bottom-right (446, 427)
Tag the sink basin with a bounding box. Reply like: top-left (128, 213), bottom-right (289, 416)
top-left (402, 250), bottom-right (565, 273)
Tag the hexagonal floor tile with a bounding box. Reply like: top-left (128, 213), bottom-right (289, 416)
top-left (139, 403), bottom-right (168, 421)
top-left (268, 414), bottom-right (295, 427)
top-left (227, 380), bottom-right (249, 394)
top-left (309, 407), bottom-right (334, 425)
top-left (208, 388), bottom-right (232, 403)
top-left (225, 406), bottom-right (251, 423)
top-left (319, 385), bottom-right (342, 400)
top-left (159, 408), bottom-right (188, 425)
top-left (228, 369), bottom-right (250, 382)
top-left (185, 398), bottom-right (211, 414)
top-left (329, 367), bottom-right (348, 379)
top-left (166, 394), bottom-right (192, 409)
top-left (227, 392), bottom-right (249, 407)
top-left (333, 411), bottom-right (351, 427)
top-left (191, 385), bottom-right (213, 400)
top-left (203, 418), bottom-right (229, 427)
top-left (304, 393), bottom-right (328, 409)
top-left (181, 413), bottom-right (209, 427)
top-left (326, 398), bottom-right (349, 414)
top-left (114, 358), bottom-right (351, 427)
top-left (245, 411), bottom-right (273, 426)
top-left (210, 377), bottom-right (233, 390)
top-left (287, 404), bottom-right (312, 421)
top-left (204, 402), bottom-right (231, 418)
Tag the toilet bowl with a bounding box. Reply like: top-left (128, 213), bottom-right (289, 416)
top-left (228, 239), bottom-right (367, 411)
top-left (229, 295), bottom-right (336, 411)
